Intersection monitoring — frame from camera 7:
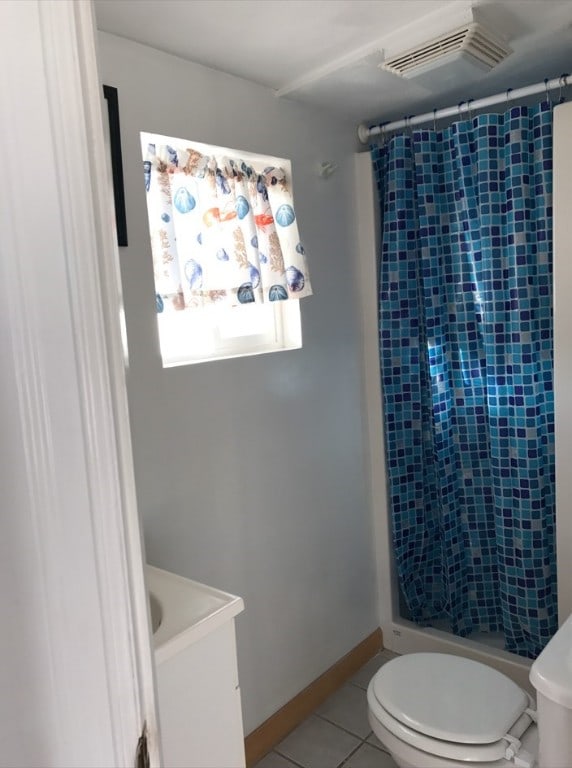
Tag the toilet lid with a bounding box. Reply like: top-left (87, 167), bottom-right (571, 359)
top-left (371, 653), bottom-right (529, 744)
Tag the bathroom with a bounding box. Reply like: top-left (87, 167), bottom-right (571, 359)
top-left (2, 1), bottom-right (572, 767)
top-left (92, 0), bottom-right (572, 760)
top-left (94, 0), bottom-right (572, 764)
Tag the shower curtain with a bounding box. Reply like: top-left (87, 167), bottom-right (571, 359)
top-left (371, 102), bottom-right (557, 658)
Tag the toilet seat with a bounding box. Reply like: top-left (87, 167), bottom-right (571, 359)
top-left (367, 653), bottom-right (536, 764)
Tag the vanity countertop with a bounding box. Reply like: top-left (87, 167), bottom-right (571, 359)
top-left (147, 565), bottom-right (244, 664)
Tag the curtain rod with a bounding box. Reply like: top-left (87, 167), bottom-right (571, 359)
top-left (358, 74), bottom-right (569, 144)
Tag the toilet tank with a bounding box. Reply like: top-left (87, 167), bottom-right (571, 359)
top-left (530, 612), bottom-right (572, 768)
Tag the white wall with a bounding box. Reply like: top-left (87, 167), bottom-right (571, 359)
top-left (97, 32), bottom-right (378, 733)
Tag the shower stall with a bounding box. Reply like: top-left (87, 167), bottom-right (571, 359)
top-left (354, 99), bottom-right (572, 694)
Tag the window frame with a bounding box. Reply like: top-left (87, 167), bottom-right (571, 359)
top-left (156, 299), bottom-right (302, 367)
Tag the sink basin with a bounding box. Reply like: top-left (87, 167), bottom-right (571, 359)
top-left (149, 591), bottom-right (163, 634)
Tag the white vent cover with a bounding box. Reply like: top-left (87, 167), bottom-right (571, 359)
top-left (381, 23), bottom-right (512, 88)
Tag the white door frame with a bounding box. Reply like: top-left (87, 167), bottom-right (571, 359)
top-left (553, 101), bottom-right (572, 623)
top-left (0, 1), bottom-right (159, 764)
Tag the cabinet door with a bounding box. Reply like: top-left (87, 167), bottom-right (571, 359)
top-left (157, 621), bottom-right (245, 768)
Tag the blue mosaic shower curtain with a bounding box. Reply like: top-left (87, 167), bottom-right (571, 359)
top-left (371, 103), bottom-right (557, 658)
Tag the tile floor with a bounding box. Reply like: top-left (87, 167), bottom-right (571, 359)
top-left (254, 650), bottom-right (399, 768)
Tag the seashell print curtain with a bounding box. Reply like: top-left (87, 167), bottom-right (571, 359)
top-left (143, 143), bottom-right (312, 311)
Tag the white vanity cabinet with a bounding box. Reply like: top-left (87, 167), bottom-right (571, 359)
top-left (147, 566), bottom-right (245, 768)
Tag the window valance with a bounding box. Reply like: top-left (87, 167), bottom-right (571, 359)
top-left (143, 143), bottom-right (312, 311)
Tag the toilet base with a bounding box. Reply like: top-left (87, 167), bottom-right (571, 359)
top-left (369, 712), bottom-right (539, 768)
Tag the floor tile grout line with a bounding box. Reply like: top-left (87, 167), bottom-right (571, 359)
top-left (259, 653), bottom-right (399, 767)
top-left (336, 734), bottom-right (391, 767)
top-left (271, 747), bottom-right (307, 768)
top-left (271, 717), bottom-right (372, 768)
top-left (335, 739), bottom-right (366, 768)
top-left (364, 737), bottom-right (392, 756)
top-left (313, 713), bottom-right (391, 757)
top-left (313, 712), bottom-right (370, 742)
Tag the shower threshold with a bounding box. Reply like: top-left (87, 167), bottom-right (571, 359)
top-left (428, 618), bottom-right (506, 650)
top-left (384, 617), bottom-right (533, 696)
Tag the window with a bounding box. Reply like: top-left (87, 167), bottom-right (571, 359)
top-left (156, 299), bottom-right (301, 367)
top-left (140, 133), bottom-right (311, 367)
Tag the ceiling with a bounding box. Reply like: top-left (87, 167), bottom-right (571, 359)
top-left (94, 0), bottom-right (572, 127)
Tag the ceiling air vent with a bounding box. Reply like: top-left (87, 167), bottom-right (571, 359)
top-left (381, 23), bottom-right (512, 91)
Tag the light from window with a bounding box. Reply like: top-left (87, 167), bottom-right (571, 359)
top-left (157, 300), bottom-right (301, 367)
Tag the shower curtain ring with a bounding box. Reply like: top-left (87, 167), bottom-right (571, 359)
top-left (559, 74), bottom-right (567, 103)
top-left (467, 99), bottom-right (474, 121)
top-left (458, 101), bottom-right (465, 117)
top-left (506, 87), bottom-right (513, 105)
top-left (405, 115), bottom-right (413, 137)
top-left (433, 109), bottom-right (437, 132)
top-left (545, 78), bottom-right (551, 104)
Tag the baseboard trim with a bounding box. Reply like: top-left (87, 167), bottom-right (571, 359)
top-left (244, 627), bottom-right (383, 766)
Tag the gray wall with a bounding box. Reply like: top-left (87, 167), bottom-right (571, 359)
top-left (97, 31), bottom-right (378, 733)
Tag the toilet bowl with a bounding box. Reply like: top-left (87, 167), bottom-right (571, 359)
top-left (367, 653), bottom-right (538, 768)
top-left (368, 614), bottom-right (572, 768)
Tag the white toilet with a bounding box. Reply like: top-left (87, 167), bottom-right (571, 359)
top-left (367, 613), bottom-right (572, 768)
